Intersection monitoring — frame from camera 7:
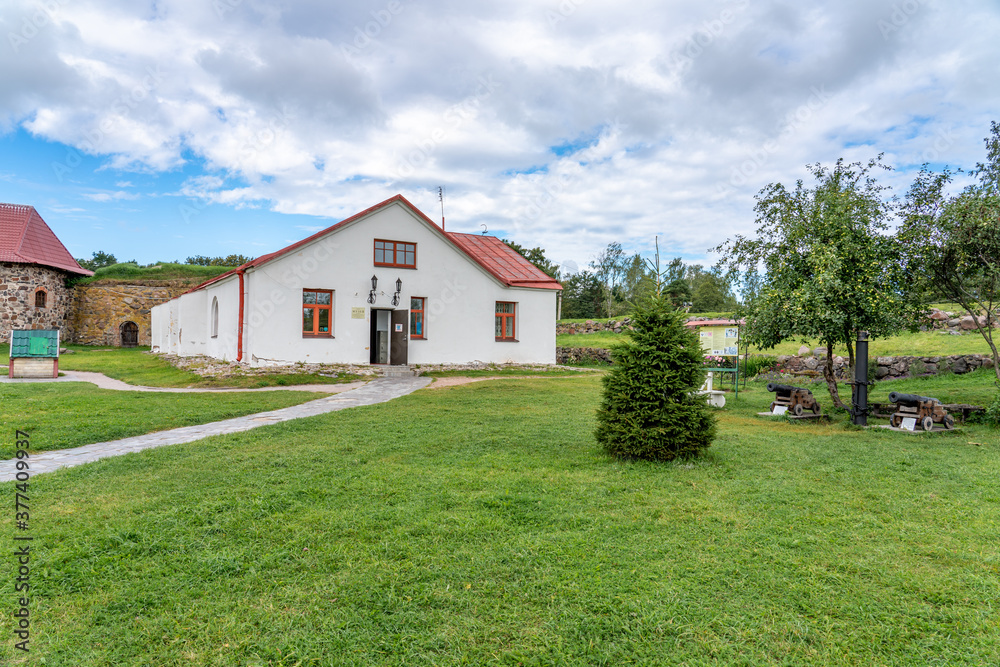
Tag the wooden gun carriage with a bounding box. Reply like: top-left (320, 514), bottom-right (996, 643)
top-left (767, 383), bottom-right (822, 416)
top-left (887, 392), bottom-right (955, 431)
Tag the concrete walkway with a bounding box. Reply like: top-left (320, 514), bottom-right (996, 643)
top-left (0, 376), bottom-right (431, 482)
top-left (0, 370), bottom-right (368, 393)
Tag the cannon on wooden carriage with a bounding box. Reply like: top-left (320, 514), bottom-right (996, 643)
top-left (887, 392), bottom-right (955, 431)
top-left (766, 383), bottom-right (822, 416)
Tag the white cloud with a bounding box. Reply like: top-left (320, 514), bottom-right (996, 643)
top-left (0, 0), bottom-right (998, 268)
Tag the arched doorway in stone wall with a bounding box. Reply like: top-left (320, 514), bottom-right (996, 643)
top-left (120, 321), bottom-right (139, 348)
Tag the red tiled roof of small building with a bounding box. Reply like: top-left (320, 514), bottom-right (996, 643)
top-left (0, 204), bottom-right (92, 275)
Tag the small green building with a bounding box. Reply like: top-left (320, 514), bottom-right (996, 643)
top-left (8, 329), bottom-right (60, 378)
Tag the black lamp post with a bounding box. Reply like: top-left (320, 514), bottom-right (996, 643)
top-left (852, 330), bottom-right (870, 426)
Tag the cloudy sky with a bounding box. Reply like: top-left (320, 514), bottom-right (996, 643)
top-left (1, 0), bottom-right (997, 273)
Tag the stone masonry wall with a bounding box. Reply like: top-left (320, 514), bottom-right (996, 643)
top-left (773, 353), bottom-right (994, 381)
top-left (68, 284), bottom-right (189, 346)
top-left (0, 262), bottom-right (74, 341)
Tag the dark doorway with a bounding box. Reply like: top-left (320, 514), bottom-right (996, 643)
top-left (390, 309), bottom-right (409, 365)
top-left (121, 321), bottom-right (139, 348)
top-left (370, 309), bottom-right (389, 364)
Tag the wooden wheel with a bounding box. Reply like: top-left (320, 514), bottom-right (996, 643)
top-left (812, 403), bottom-right (822, 415)
top-left (793, 404), bottom-right (804, 416)
top-left (943, 414), bottom-right (955, 430)
top-left (921, 416), bottom-right (935, 432)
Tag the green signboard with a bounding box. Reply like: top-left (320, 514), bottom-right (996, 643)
top-left (10, 330), bottom-right (60, 358)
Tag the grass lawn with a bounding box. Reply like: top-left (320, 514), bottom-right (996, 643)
top-left (558, 329), bottom-right (997, 358)
top-left (2, 374), bottom-right (998, 665)
top-left (0, 344), bottom-right (360, 389)
top-left (0, 383), bottom-right (323, 458)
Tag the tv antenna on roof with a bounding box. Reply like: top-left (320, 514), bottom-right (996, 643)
top-left (438, 186), bottom-right (445, 231)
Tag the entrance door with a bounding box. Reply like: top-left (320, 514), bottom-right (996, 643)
top-left (370, 309), bottom-right (390, 364)
top-left (390, 309), bottom-right (409, 365)
top-left (121, 321), bottom-right (139, 348)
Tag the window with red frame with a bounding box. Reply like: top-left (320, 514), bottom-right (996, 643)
top-left (410, 297), bottom-right (425, 339)
top-left (374, 239), bottom-right (416, 268)
top-left (495, 302), bottom-right (516, 340)
top-left (34, 289), bottom-right (47, 308)
top-left (302, 289), bottom-right (333, 336)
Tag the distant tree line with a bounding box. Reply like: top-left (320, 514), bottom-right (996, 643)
top-left (503, 240), bottom-right (738, 320)
top-left (75, 252), bottom-right (254, 271)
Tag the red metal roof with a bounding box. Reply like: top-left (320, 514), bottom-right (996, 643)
top-left (185, 195), bottom-right (562, 294)
top-left (684, 319), bottom-right (743, 327)
top-left (0, 204), bottom-right (92, 275)
top-left (445, 233), bottom-right (562, 289)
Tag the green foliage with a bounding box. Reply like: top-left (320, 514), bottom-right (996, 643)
top-left (740, 354), bottom-right (776, 378)
top-left (185, 254), bottom-right (254, 267)
top-left (716, 156), bottom-right (913, 408)
top-left (899, 121), bottom-right (1000, 383)
top-left (72, 262), bottom-right (232, 285)
top-left (560, 271), bottom-right (604, 319)
top-left (76, 250), bottom-right (130, 271)
top-left (982, 390), bottom-right (1000, 427)
top-left (595, 295), bottom-right (717, 460)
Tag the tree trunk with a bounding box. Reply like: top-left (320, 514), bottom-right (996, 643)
top-left (823, 340), bottom-right (848, 409)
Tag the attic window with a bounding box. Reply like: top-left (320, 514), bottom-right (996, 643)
top-left (34, 288), bottom-right (47, 309)
top-left (374, 239), bottom-right (416, 269)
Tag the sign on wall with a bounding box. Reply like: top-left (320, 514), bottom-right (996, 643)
top-left (351, 307), bottom-right (366, 319)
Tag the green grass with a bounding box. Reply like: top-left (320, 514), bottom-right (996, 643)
top-left (0, 345), bottom-right (360, 388)
top-left (559, 329), bottom-right (996, 357)
top-left (72, 262), bottom-right (232, 285)
top-left (422, 367), bottom-right (599, 378)
top-left (3, 375), bottom-right (998, 665)
top-left (0, 383), bottom-right (322, 458)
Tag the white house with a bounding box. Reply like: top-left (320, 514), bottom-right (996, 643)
top-left (151, 195), bottom-right (563, 366)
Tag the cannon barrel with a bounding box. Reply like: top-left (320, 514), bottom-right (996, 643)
top-left (888, 391), bottom-right (939, 405)
top-left (767, 383), bottom-right (811, 394)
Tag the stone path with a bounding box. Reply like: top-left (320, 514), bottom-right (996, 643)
top-left (0, 376), bottom-right (431, 482)
top-left (0, 370), bottom-right (366, 394)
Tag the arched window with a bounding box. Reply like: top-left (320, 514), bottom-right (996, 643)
top-left (34, 288), bottom-right (47, 308)
top-left (211, 297), bottom-right (219, 338)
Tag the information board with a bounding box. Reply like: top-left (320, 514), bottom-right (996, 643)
top-left (697, 325), bottom-right (739, 356)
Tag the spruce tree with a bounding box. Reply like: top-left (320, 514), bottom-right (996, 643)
top-left (594, 295), bottom-right (717, 461)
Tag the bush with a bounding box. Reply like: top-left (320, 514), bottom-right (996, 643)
top-left (983, 391), bottom-right (1000, 427)
top-left (594, 295), bottom-right (717, 461)
top-left (741, 354), bottom-right (776, 379)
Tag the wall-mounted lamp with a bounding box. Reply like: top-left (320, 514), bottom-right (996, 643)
top-left (368, 274), bottom-right (378, 304)
top-left (391, 277), bottom-right (402, 306)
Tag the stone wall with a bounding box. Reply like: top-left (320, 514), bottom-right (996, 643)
top-left (773, 353), bottom-right (994, 381)
top-left (556, 346), bottom-right (614, 365)
top-left (68, 283), bottom-right (189, 346)
top-left (0, 262), bottom-right (74, 341)
top-left (557, 316), bottom-right (726, 335)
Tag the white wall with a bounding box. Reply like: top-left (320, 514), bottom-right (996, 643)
top-left (153, 200), bottom-right (558, 365)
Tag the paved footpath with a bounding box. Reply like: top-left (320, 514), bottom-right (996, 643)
top-left (0, 376), bottom-right (431, 482)
top-left (0, 370), bottom-right (369, 393)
